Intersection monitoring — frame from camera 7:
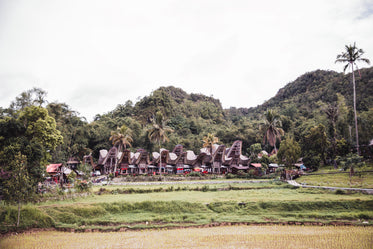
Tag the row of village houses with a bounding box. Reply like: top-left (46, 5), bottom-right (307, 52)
top-left (46, 140), bottom-right (283, 179)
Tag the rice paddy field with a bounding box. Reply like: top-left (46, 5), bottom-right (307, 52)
top-left (1, 179), bottom-right (373, 249)
top-left (1, 225), bottom-right (372, 249)
top-left (1, 180), bottom-right (372, 233)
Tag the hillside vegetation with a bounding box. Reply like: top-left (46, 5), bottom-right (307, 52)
top-left (1, 68), bottom-right (372, 164)
top-left (88, 67), bottom-right (373, 162)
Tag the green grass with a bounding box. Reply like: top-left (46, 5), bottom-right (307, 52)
top-left (91, 179), bottom-right (272, 191)
top-left (3, 197), bottom-right (371, 233)
top-left (0, 205), bottom-right (55, 233)
top-left (1, 180), bottom-right (372, 233)
top-left (39, 186), bottom-right (373, 207)
top-left (298, 169), bottom-right (373, 188)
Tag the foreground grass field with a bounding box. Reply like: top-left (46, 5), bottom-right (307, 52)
top-left (1, 180), bottom-right (372, 233)
top-left (1, 226), bottom-right (372, 249)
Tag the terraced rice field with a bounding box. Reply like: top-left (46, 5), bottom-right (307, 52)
top-left (1, 225), bottom-right (372, 249)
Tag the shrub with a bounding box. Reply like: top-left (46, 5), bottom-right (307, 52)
top-left (201, 185), bottom-right (209, 192)
top-left (0, 206), bottom-right (55, 232)
top-left (187, 171), bottom-right (202, 177)
top-left (335, 189), bottom-right (345, 195)
top-left (225, 173), bottom-right (236, 179)
top-left (337, 153), bottom-right (366, 171)
top-left (303, 155), bottom-right (321, 171)
top-left (75, 179), bottom-right (92, 192)
top-left (237, 170), bottom-right (247, 177)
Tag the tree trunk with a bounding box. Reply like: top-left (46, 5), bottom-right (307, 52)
top-left (113, 144), bottom-right (122, 177)
top-left (17, 201), bottom-right (21, 228)
top-left (331, 119), bottom-right (337, 159)
top-left (351, 64), bottom-right (360, 155)
top-left (159, 142), bottom-right (162, 175)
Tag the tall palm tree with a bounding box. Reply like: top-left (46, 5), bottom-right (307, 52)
top-left (335, 42), bottom-right (370, 155)
top-left (109, 125), bottom-right (133, 174)
top-left (202, 133), bottom-right (219, 155)
top-left (261, 109), bottom-right (284, 153)
top-left (147, 111), bottom-right (173, 174)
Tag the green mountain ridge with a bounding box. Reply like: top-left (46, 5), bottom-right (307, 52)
top-left (229, 67), bottom-right (373, 118)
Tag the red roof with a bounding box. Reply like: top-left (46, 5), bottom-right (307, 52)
top-left (250, 163), bottom-right (262, 168)
top-left (46, 163), bottom-right (63, 173)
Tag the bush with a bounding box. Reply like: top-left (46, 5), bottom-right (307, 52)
top-left (247, 169), bottom-right (256, 178)
top-left (335, 189), bottom-right (345, 195)
top-left (75, 179), bottom-right (92, 192)
top-left (201, 185), bottom-right (209, 192)
top-left (237, 170), bottom-right (247, 177)
top-left (0, 205), bottom-right (55, 232)
top-left (336, 153), bottom-right (366, 171)
top-left (187, 171), bottom-right (202, 177)
top-left (225, 173), bottom-right (236, 179)
top-left (303, 155), bottom-right (321, 171)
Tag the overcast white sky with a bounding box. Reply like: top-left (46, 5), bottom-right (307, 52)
top-left (0, 0), bottom-right (372, 121)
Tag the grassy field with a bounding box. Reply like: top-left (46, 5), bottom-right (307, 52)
top-left (91, 179), bottom-right (273, 192)
top-left (42, 183), bottom-right (373, 206)
top-left (1, 226), bottom-right (372, 249)
top-left (1, 180), bottom-right (372, 233)
top-left (298, 169), bottom-right (373, 188)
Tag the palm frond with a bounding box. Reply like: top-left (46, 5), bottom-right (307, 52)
top-left (343, 63), bottom-right (349, 73)
top-left (358, 58), bottom-right (370, 64)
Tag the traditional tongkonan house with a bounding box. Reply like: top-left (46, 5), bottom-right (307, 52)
top-left (83, 140), bottom-right (252, 176)
top-left (46, 163), bottom-right (63, 183)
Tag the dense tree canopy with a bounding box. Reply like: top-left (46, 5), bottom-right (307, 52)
top-left (0, 105), bottom-right (63, 206)
top-left (0, 106), bottom-right (63, 181)
top-left (277, 137), bottom-right (301, 168)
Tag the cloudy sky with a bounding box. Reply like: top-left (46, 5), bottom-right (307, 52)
top-left (0, 0), bottom-right (372, 121)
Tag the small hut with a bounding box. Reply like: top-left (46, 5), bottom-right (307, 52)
top-left (46, 163), bottom-right (63, 176)
top-left (67, 157), bottom-right (80, 171)
top-left (249, 163), bottom-right (262, 176)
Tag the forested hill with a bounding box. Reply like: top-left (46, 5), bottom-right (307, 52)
top-left (105, 86), bottom-right (225, 125)
top-left (105, 67), bottom-right (373, 124)
top-left (241, 67), bottom-right (373, 119)
top-left (2, 67), bottom-right (372, 163)
top-left (222, 67), bottom-right (373, 156)
top-left (93, 67), bottom-right (373, 155)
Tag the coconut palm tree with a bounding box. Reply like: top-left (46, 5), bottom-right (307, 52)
top-left (261, 109), bottom-right (284, 153)
top-left (109, 125), bottom-right (133, 174)
top-left (147, 111), bottom-right (173, 174)
top-left (202, 133), bottom-right (219, 155)
top-left (335, 42), bottom-right (370, 155)
top-left (110, 125), bottom-right (133, 151)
